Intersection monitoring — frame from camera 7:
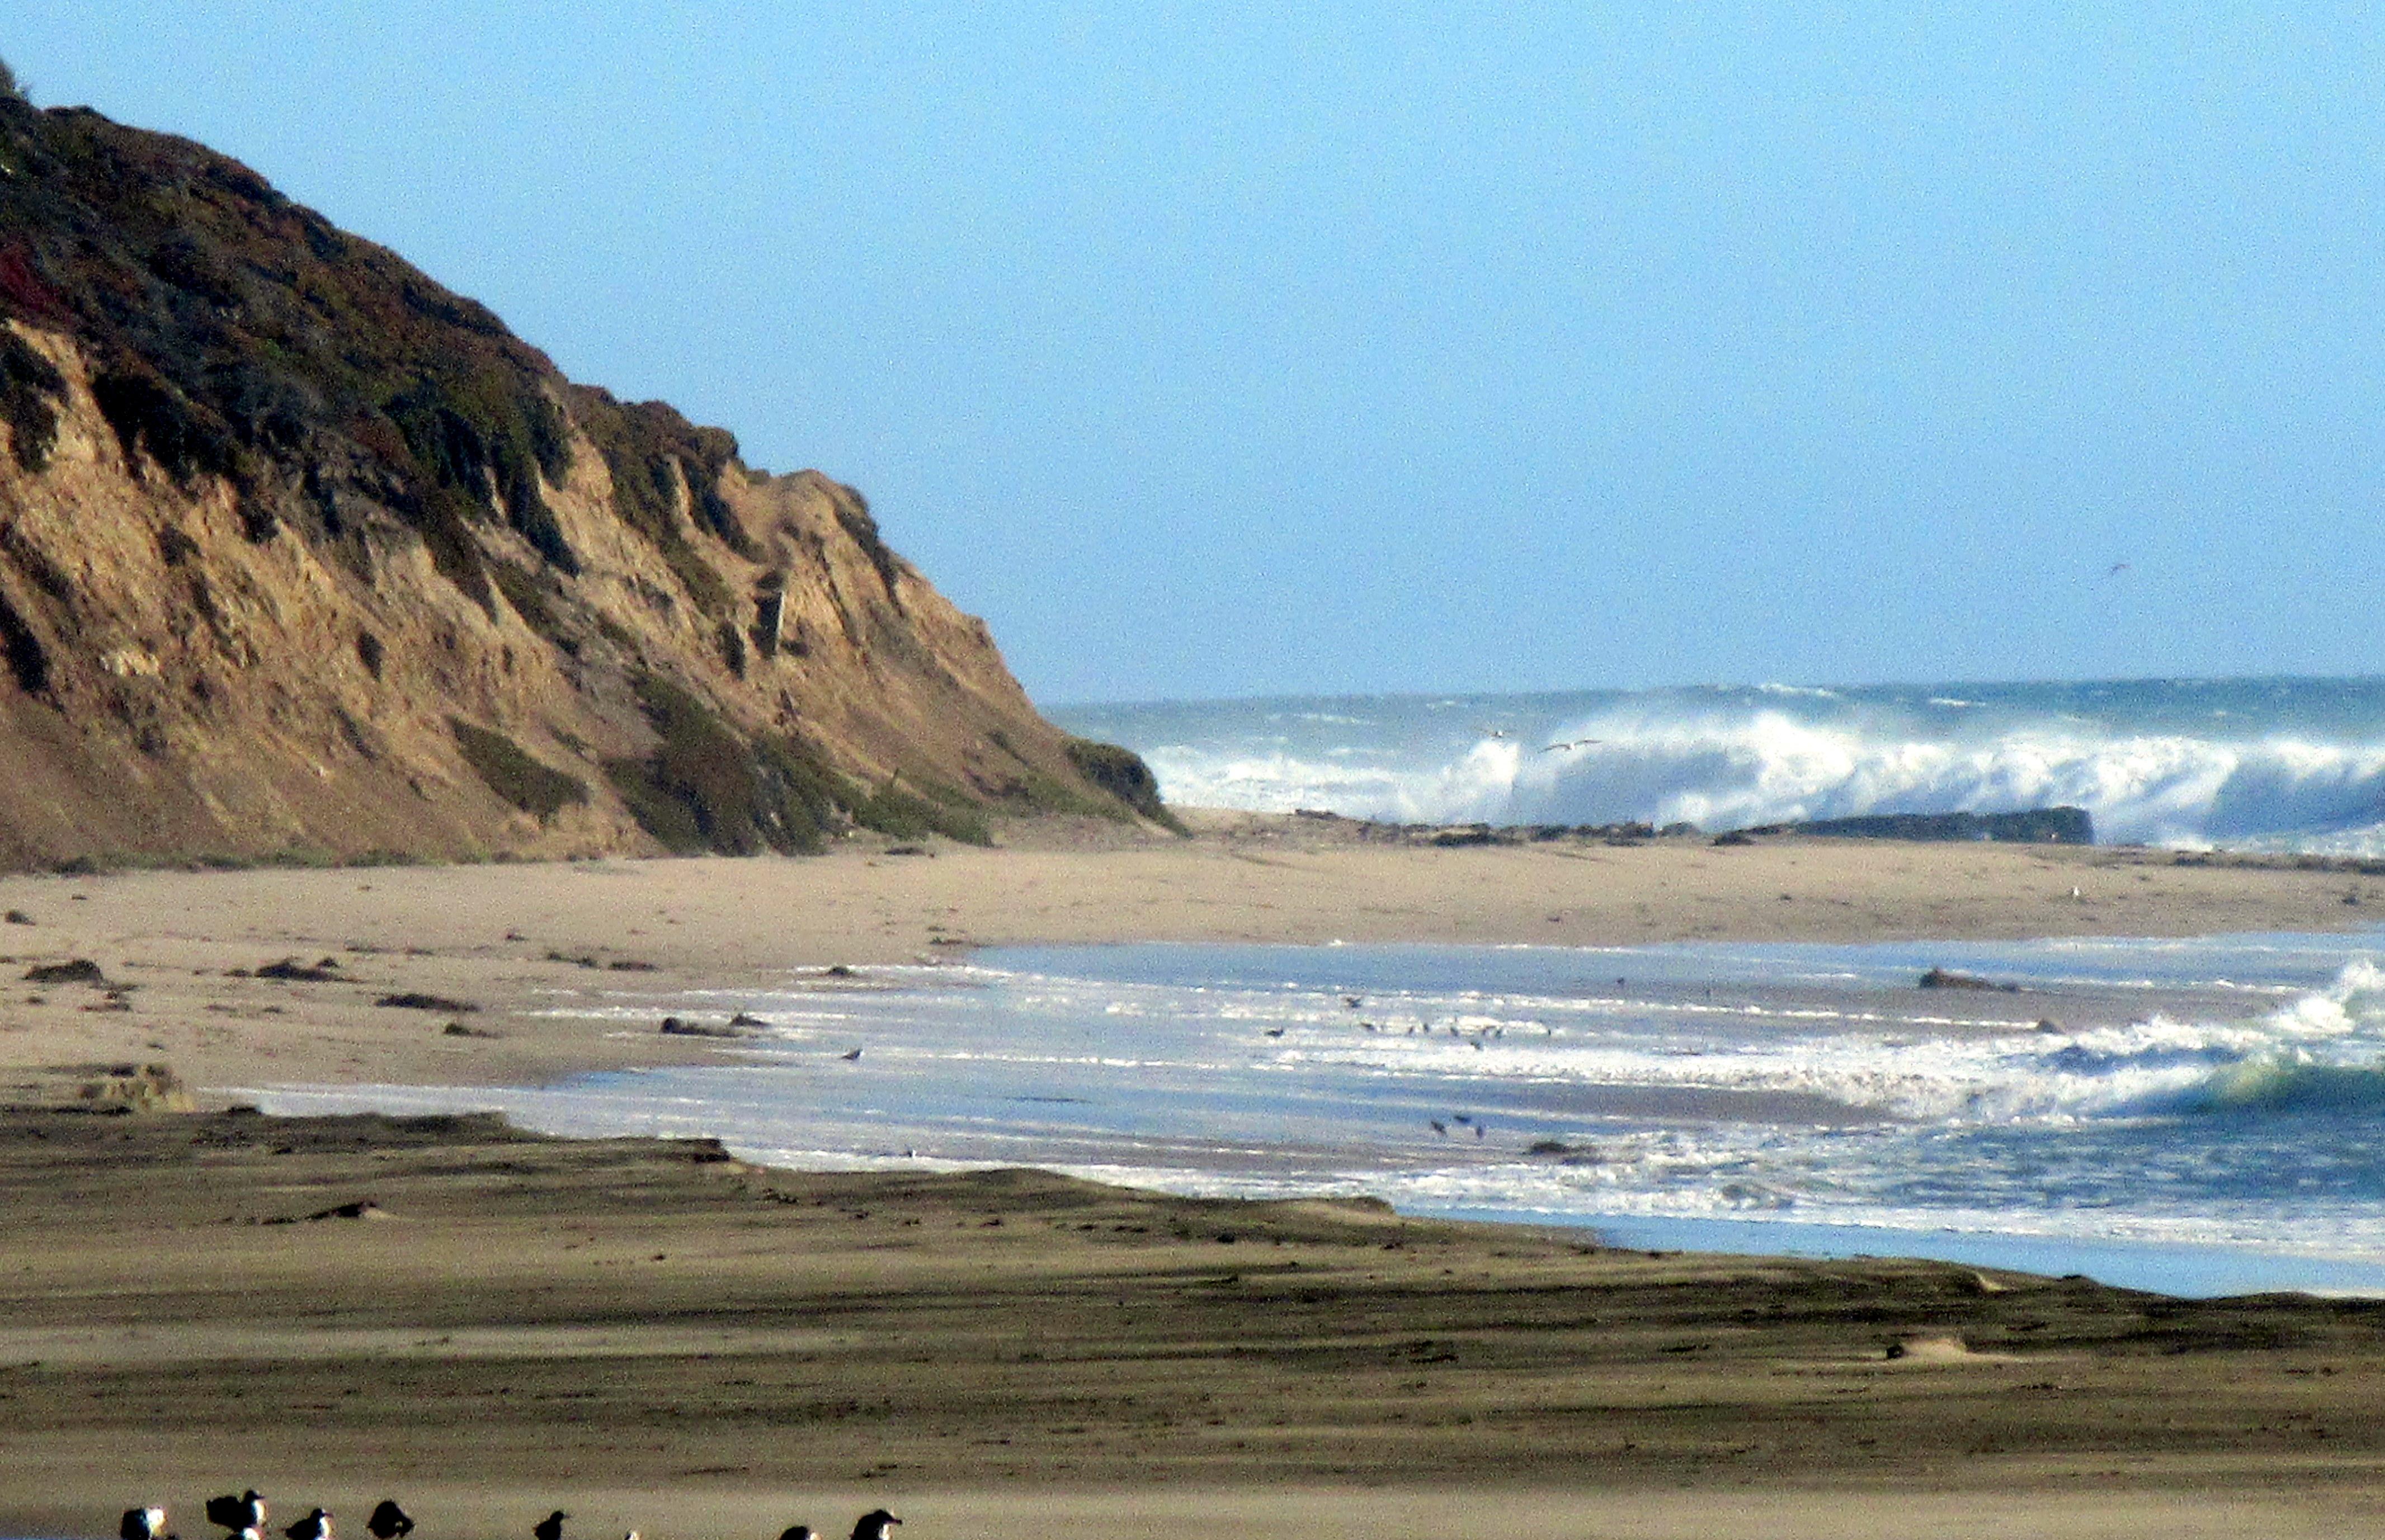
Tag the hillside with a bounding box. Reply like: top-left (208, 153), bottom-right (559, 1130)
top-left (0, 84), bottom-right (1166, 867)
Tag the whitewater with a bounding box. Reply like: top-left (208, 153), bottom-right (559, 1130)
top-left (1052, 675), bottom-right (2385, 852)
top-left (248, 932), bottom-right (2385, 1298)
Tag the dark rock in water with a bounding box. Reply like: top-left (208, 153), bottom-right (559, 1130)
top-left (1738, 808), bottom-right (2095, 844)
top-left (1919, 967), bottom-right (2021, 993)
top-left (24, 957), bottom-right (103, 984)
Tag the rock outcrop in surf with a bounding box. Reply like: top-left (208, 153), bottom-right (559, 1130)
top-left (0, 83), bottom-right (1160, 866)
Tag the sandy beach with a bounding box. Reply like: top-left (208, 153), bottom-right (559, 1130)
top-left (4, 821), bottom-right (2385, 1537)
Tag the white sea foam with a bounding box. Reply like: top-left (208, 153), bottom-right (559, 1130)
top-left (1132, 704), bottom-right (2385, 851)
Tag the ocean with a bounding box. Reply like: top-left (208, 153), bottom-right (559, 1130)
top-left (1050, 675), bottom-right (2385, 852)
top-left (250, 932), bottom-right (2385, 1300)
top-left (237, 675), bottom-right (2385, 1298)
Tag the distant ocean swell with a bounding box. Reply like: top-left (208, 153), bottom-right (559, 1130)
top-left (1054, 679), bottom-right (2385, 853)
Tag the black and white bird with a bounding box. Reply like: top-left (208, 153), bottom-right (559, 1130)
top-left (121, 1506), bottom-right (168, 1540)
top-left (208, 1496), bottom-right (267, 1535)
top-left (284, 1510), bottom-right (332, 1540)
top-left (534, 1510), bottom-right (569, 1540)
top-left (849, 1513), bottom-right (902, 1540)
top-left (365, 1502), bottom-right (413, 1540)
top-left (779, 1527), bottom-right (816, 1540)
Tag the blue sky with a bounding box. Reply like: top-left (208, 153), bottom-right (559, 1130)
top-left (8, 6), bottom-right (2383, 703)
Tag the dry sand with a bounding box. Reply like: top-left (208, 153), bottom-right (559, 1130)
top-left (3, 819), bottom-right (2384, 1537)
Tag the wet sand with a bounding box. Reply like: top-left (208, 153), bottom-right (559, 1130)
top-left (3, 821), bottom-right (2384, 1536)
top-left (5, 1109), bottom-right (2385, 1538)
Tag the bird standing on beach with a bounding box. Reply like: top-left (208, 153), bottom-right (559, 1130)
top-left (122, 1506), bottom-right (168, 1540)
top-left (284, 1510), bottom-right (332, 1540)
top-left (208, 1495), bottom-right (266, 1534)
top-left (849, 1513), bottom-right (902, 1540)
top-left (534, 1512), bottom-right (568, 1540)
top-left (365, 1503), bottom-right (413, 1540)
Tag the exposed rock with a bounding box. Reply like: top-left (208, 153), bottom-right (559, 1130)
top-left (1737, 808), bottom-right (2095, 844)
top-left (1918, 967), bottom-right (2021, 993)
top-left (0, 95), bottom-right (1162, 868)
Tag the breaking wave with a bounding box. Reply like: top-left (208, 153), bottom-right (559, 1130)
top-left (1057, 678), bottom-right (2385, 851)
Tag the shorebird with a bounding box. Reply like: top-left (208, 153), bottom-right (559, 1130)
top-left (841, 1047), bottom-right (864, 1061)
top-left (534, 1512), bottom-right (568, 1540)
top-left (365, 1502), bottom-right (413, 1540)
top-left (1429, 1119), bottom-right (1447, 1136)
top-left (121, 1507), bottom-right (168, 1540)
top-left (849, 1513), bottom-right (902, 1540)
top-left (208, 1495), bottom-right (266, 1534)
top-left (284, 1510), bottom-right (332, 1540)
top-left (779, 1527), bottom-right (816, 1540)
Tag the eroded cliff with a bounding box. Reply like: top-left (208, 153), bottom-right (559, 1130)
top-left (0, 92), bottom-right (1159, 866)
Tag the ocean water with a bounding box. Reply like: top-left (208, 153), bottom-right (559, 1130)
top-left (1051, 675), bottom-right (2385, 853)
top-left (247, 932), bottom-right (2385, 1298)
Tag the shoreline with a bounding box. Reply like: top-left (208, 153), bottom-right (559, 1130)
top-left (3, 812), bottom-right (2379, 1099)
top-left (7, 823), bottom-right (2385, 1530)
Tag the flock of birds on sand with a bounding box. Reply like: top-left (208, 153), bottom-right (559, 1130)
top-left (119, 1495), bottom-right (903, 1540)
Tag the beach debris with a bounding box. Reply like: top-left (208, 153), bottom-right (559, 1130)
top-left (80, 1062), bottom-right (194, 1114)
top-left (850, 1511), bottom-right (903, 1540)
top-left (25, 957), bottom-right (105, 984)
top-left (284, 1509), bottom-right (332, 1540)
top-left (121, 1506), bottom-right (169, 1540)
top-left (1884, 1333), bottom-right (1978, 1362)
top-left (1917, 967), bottom-right (2020, 993)
top-left (4, 908), bottom-right (31, 924)
top-left (1264, 1027), bottom-right (1285, 1038)
top-left (729, 1011), bottom-right (768, 1027)
top-left (780, 1527), bottom-right (817, 1540)
top-left (442, 1021), bottom-right (501, 1038)
top-left (534, 1511), bottom-right (568, 1540)
top-left (824, 964), bottom-right (856, 977)
top-left (206, 1492), bottom-right (265, 1533)
top-left (884, 844), bottom-right (929, 856)
top-left (262, 1199), bottom-right (386, 1225)
top-left (2035, 1018), bottom-right (2064, 1034)
top-left (1344, 995), bottom-right (1362, 1007)
top-left (376, 991), bottom-right (479, 1012)
top-left (254, 957), bottom-right (341, 981)
top-left (608, 958), bottom-right (659, 971)
top-left (365, 1503), bottom-right (413, 1540)
top-left (660, 1017), bottom-right (745, 1038)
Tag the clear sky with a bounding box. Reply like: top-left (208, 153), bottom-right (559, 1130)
top-left (7, 6), bottom-right (2382, 703)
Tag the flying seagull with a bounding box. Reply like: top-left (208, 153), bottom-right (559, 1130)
top-left (121, 1508), bottom-right (168, 1540)
top-left (1540, 739), bottom-right (1602, 752)
top-left (284, 1510), bottom-right (332, 1540)
top-left (208, 1495), bottom-right (266, 1534)
top-left (2105, 561), bottom-right (2131, 579)
top-left (365, 1503), bottom-right (413, 1540)
top-left (850, 1513), bottom-right (903, 1540)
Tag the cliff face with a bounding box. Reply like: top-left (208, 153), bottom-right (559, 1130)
top-left (0, 93), bottom-right (1155, 867)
